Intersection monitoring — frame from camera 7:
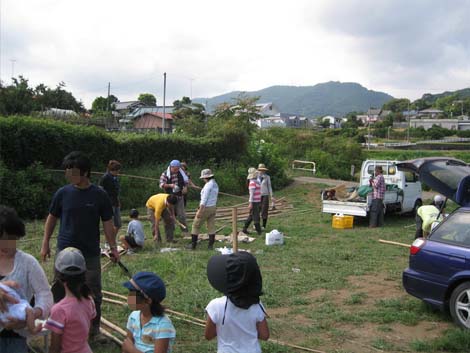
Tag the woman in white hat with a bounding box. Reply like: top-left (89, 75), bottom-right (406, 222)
top-left (242, 167), bottom-right (262, 235)
top-left (257, 164), bottom-right (275, 230)
top-left (187, 169), bottom-right (219, 250)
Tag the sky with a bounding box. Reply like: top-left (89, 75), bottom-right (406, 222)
top-left (1, 0), bottom-right (469, 109)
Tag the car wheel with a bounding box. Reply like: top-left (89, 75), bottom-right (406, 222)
top-left (450, 282), bottom-right (470, 329)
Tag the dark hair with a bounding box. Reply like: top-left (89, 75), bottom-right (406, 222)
top-left (0, 205), bottom-right (25, 239)
top-left (150, 300), bottom-right (165, 316)
top-left (107, 160), bottom-right (122, 172)
top-left (167, 194), bottom-right (178, 205)
top-left (129, 209), bottom-right (139, 218)
top-left (62, 151), bottom-right (91, 178)
top-left (58, 271), bottom-right (92, 301)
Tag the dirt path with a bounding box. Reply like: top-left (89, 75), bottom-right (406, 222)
top-left (293, 176), bottom-right (437, 200)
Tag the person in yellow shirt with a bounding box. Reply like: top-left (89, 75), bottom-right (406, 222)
top-left (146, 194), bottom-right (178, 243)
top-left (415, 195), bottom-right (445, 239)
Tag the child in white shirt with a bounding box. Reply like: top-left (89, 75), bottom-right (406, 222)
top-left (205, 252), bottom-right (269, 353)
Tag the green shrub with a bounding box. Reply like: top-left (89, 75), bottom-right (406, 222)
top-left (0, 161), bottom-right (61, 219)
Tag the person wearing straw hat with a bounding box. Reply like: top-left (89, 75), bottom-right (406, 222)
top-left (242, 168), bottom-right (262, 235)
top-left (187, 169), bottom-right (219, 250)
top-left (205, 252), bottom-right (270, 352)
top-left (257, 163), bottom-right (275, 230)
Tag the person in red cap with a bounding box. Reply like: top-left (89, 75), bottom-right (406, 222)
top-left (122, 272), bottom-right (176, 353)
top-left (205, 252), bottom-right (270, 352)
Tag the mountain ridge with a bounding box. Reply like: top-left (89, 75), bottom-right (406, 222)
top-left (193, 81), bottom-right (394, 117)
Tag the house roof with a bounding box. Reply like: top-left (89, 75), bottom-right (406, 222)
top-left (114, 101), bottom-right (145, 111)
top-left (419, 108), bottom-right (443, 114)
top-left (127, 106), bottom-right (175, 119)
top-left (147, 112), bottom-right (173, 120)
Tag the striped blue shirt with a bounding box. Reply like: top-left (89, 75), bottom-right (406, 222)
top-left (127, 311), bottom-right (176, 353)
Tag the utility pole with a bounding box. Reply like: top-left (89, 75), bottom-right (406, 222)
top-left (107, 82), bottom-right (111, 112)
top-left (10, 59), bottom-right (16, 81)
top-left (162, 72), bottom-right (166, 134)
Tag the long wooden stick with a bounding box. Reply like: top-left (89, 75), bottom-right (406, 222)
top-left (378, 239), bottom-right (411, 248)
top-left (102, 290), bottom-right (127, 301)
top-left (269, 339), bottom-right (327, 353)
top-left (99, 327), bottom-right (123, 345)
top-left (101, 317), bottom-right (127, 336)
top-left (103, 297), bottom-right (126, 305)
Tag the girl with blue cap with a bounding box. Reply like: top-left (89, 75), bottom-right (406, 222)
top-left (122, 272), bottom-right (176, 353)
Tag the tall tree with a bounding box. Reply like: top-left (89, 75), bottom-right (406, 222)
top-left (138, 93), bottom-right (157, 106)
top-left (382, 98), bottom-right (411, 113)
top-left (92, 95), bottom-right (118, 112)
top-left (0, 76), bottom-right (35, 115)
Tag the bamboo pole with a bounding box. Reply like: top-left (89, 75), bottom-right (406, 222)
top-left (102, 290), bottom-right (127, 301)
top-left (269, 339), bottom-right (327, 353)
top-left (378, 239), bottom-right (411, 248)
top-left (232, 208), bottom-right (238, 253)
top-left (103, 297), bottom-right (126, 305)
top-left (99, 327), bottom-right (123, 345)
top-left (101, 317), bottom-right (127, 336)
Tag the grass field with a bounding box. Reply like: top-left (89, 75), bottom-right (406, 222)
top-left (22, 181), bottom-right (470, 353)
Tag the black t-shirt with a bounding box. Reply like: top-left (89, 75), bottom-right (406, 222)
top-left (99, 172), bottom-right (120, 207)
top-left (49, 184), bottom-right (113, 257)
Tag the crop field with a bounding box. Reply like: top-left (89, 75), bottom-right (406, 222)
top-left (24, 181), bottom-right (469, 353)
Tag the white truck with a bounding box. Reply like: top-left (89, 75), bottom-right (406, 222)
top-left (321, 160), bottom-right (423, 217)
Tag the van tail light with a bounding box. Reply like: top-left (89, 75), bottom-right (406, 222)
top-left (410, 238), bottom-right (426, 255)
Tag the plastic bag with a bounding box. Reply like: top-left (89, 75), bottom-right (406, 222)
top-left (265, 229), bottom-right (284, 246)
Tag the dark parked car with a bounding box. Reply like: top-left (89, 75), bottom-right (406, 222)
top-left (397, 158), bottom-right (470, 329)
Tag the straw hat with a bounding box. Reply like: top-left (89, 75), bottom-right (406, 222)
top-left (257, 163), bottom-right (268, 171)
top-left (247, 167), bottom-right (258, 179)
top-left (200, 169), bottom-right (214, 179)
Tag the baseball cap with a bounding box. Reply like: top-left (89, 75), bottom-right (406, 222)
top-left (55, 247), bottom-right (87, 275)
top-left (123, 271), bottom-right (166, 303)
top-left (170, 160), bottom-right (181, 167)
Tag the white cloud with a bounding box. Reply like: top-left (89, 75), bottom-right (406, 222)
top-left (1, 0), bottom-right (469, 108)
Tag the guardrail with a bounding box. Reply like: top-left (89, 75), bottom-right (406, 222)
top-left (292, 160), bottom-right (316, 174)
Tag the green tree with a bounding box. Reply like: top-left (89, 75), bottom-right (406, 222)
top-left (33, 82), bottom-right (84, 112)
top-left (91, 95), bottom-right (118, 112)
top-left (172, 96), bottom-right (207, 137)
top-left (0, 76), bottom-right (35, 115)
top-left (342, 112), bottom-right (363, 129)
top-left (382, 98), bottom-right (410, 113)
top-left (138, 93), bottom-right (157, 106)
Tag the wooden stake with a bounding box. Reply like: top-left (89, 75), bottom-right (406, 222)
top-left (232, 207), bottom-right (238, 253)
top-left (378, 239), bottom-right (411, 248)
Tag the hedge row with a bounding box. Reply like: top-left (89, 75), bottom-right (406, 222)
top-left (0, 116), bottom-right (246, 170)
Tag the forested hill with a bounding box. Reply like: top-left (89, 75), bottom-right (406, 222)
top-left (194, 81), bottom-right (394, 117)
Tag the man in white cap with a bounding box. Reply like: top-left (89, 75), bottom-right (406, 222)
top-left (187, 169), bottom-right (219, 250)
top-left (415, 195), bottom-right (445, 238)
top-left (159, 160), bottom-right (189, 237)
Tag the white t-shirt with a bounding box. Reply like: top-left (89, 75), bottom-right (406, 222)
top-left (205, 296), bottom-right (266, 353)
top-left (127, 219), bottom-right (145, 246)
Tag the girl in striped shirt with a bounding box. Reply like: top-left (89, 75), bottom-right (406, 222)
top-left (242, 168), bottom-right (263, 235)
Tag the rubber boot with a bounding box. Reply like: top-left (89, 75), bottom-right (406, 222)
top-left (242, 221), bottom-right (251, 235)
top-left (186, 235), bottom-right (198, 250)
top-left (208, 234), bottom-right (216, 250)
top-left (255, 223), bottom-right (262, 236)
top-left (262, 219), bottom-right (267, 229)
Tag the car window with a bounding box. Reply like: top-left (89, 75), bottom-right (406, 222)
top-left (430, 211), bottom-right (470, 247)
top-left (404, 171), bottom-right (417, 182)
top-left (367, 164), bottom-right (396, 176)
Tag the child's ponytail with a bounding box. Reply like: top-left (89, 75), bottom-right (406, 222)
top-left (58, 272), bottom-right (92, 300)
